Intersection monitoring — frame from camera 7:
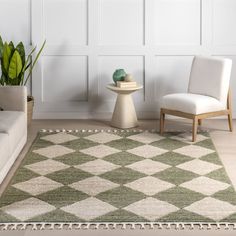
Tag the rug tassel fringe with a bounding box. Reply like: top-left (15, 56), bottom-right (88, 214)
top-left (1, 222), bottom-right (236, 230)
top-left (40, 128), bottom-right (209, 133)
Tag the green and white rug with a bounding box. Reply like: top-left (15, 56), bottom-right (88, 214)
top-left (1, 129), bottom-right (236, 230)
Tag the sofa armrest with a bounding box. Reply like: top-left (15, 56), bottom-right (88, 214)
top-left (0, 86), bottom-right (27, 113)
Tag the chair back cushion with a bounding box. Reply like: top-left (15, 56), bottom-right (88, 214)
top-left (188, 56), bottom-right (232, 106)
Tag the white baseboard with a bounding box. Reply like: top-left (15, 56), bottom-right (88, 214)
top-left (33, 111), bottom-right (236, 120)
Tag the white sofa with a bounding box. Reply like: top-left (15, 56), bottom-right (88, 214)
top-left (0, 86), bottom-right (27, 183)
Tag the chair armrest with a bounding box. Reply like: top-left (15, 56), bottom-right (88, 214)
top-left (0, 86), bottom-right (27, 113)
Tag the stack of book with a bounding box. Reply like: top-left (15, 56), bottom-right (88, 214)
top-left (116, 81), bottom-right (137, 88)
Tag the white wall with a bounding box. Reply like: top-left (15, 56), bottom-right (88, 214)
top-left (0, 0), bottom-right (236, 119)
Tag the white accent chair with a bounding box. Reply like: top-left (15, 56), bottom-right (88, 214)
top-left (160, 56), bottom-right (233, 142)
top-left (0, 86), bottom-right (27, 183)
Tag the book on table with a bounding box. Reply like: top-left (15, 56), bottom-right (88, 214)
top-left (116, 81), bottom-right (137, 88)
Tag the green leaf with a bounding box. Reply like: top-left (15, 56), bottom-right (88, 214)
top-left (0, 36), bottom-right (3, 59)
top-left (16, 42), bottom-right (25, 66)
top-left (2, 43), bottom-right (11, 72)
top-left (8, 50), bottom-right (23, 79)
top-left (24, 39), bottom-right (46, 85)
top-left (9, 41), bottom-right (15, 52)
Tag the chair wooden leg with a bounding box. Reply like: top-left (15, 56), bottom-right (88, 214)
top-left (198, 119), bottom-right (202, 126)
top-left (192, 116), bottom-right (198, 142)
top-left (228, 112), bottom-right (233, 132)
top-left (160, 109), bottom-right (165, 135)
top-left (227, 89), bottom-right (233, 132)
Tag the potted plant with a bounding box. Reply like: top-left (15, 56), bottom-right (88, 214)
top-left (0, 36), bottom-right (46, 125)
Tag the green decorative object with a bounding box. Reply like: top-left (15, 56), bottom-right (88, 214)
top-left (112, 69), bottom-right (126, 83)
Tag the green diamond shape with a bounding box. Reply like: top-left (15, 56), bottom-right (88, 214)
top-left (0, 210), bottom-right (20, 222)
top-left (155, 186), bottom-right (204, 208)
top-left (206, 168), bottom-right (231, 184)
top-left (200, 153), bottom-right (221, 165)
top-left (222, 212), bottom-right (236, 222)
top-left (159, 209), bottom-right (212, 222)
top-left (46, 167), bottom-right (92, 185)
top-left (95, 209), bottom-right (147, 222)
top-left (33, 136), bottom-right (55, 149)
top-left (11, 167), bottom-right (40, 185)
top-left (106, 138), bottom-right (142, 151)
top-left (97, 186), bottom-right (145, 208)
top-left (103, 152), bottom-right (144, 166)
top-left (213, 187), bottom-right (236, 205)
top-left (0, 186), bottom-right (31, 208)
top-left (100, 167), bottom-right (145, 185)
top-left (54, 151), bottom-right (96, 166)
top-left (150, 138), bottom-right (187, 151)
top-left (162, 132), bottom-right (183, 138)
top-left (22, 152), bottom-right (48, 166)
top-left (152, 152), bottom-right (193, 166)
top-left (154, 167), bottom-right (199, 185)
top-left (117, 131), bottom-right (143, 138)
top-left (37, 186), bottom-right (88, 208)
top-left (196, 139), bottom-right (215, 150)
top-left (62, 138), bottom-right (98, 150)
top-left (29, 209), bottom-right (84, 222)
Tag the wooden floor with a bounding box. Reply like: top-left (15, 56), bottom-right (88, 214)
top-left (0, 119), bottom-right (236, 236)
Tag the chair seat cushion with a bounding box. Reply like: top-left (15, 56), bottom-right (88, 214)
top-left (0, 111), bottom-right (26, 155)
top-left (161, 93), bottom-right (225, 115)
top-left (0, 133), bottom-right (10, 172)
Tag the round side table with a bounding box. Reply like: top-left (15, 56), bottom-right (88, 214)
top-left (107, 83), bottom-right (143, 129)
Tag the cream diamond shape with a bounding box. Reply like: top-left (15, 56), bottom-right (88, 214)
top-left (127, 159), bottom-right (171, 175)
top-left (124, 197), bottom-right (179, 221)
top-left (75, 159), bottom-right (120, 175)
top-left (70, 176), bottom-right (119, 196)
top-left (84, 132), bottom-right (122, 144)
top-left (1, 197), bottom-right (56, 221)
top-left (61, 197), bottom-right (117, 221)
top-left (33, 145), bottom-right (75, 158)
top-left (127, 132), bottom-right (165, 144)
top-left (25, 159), bottom-right (69, 175)
top-left (173, 145), bottom-right (214, 158)
top-left (41, 132), bottom-right (79, 144)
top-left (80, 145), bottom-right (120, 158)
top-left (13, 176), bottom-right (63, 196)
top-left (177, 159), bottom-right (221, 175)
top-left (180, 176), bottom-right (230, 196)
top-left (170, 133), bottom-right (208, 144)
top-left (125, 176), bottom-right (174, 196)
top-left (127, 145), bottom-right (168, 158)
top-left (184, 197), bottom-right (236, 221)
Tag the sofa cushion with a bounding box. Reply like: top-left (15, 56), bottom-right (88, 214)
top-left (0, 133), bottom-right (10, 172)
top-left (161, 93), bottom-right (225, 115)
top-left (0, 111), bottom-right (26, 155)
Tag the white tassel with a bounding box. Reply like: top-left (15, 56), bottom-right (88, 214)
top-left (140, 223), bottom-right (145, 229)
top-left (199, 224), bottom-right (204, 230)
top-left (121, 224), bottom-right (126, 230)
top-left (166, 223), bottom-right (171, 229)
top-left (207, 223), bottom-right (212, 230)
top-left (225, 223), bottom-right (230, 230)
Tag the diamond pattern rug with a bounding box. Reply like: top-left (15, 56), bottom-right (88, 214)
top-left (1, 129), bottom-right (236, 230)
